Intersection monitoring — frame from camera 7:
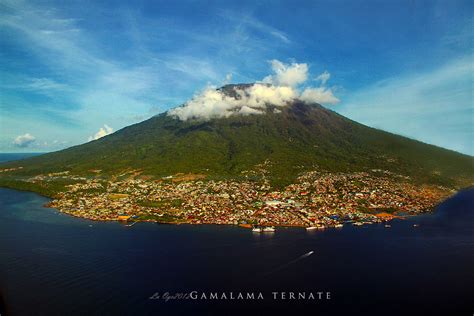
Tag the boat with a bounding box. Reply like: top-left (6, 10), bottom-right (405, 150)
top-left (306, 226), bottom-right (318, 230)
top-left (263, 226), bottom-right (275, 232)
top-left (413, 224), bottom-right (419, 227)
top-left (353, 222), bottom-right (364, 226)
top-left (252, 227), bottom-right (262, 232)
top-left (385, 224), bottom-right (391, 228)
top-left (334, 224), bottom-right (343, 228)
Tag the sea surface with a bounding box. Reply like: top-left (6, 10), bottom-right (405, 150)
top-left (0, 154), bottom-right (472, 315)
top-left (0, 153), bottom-right (43, 163)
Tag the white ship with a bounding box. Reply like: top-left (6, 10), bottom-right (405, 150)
top-left (306, 226), bottom-right (318, 230)
top-left (334, 224), bottom-right (343, 228)
top-left (252, 226), bottom-right (275, 232)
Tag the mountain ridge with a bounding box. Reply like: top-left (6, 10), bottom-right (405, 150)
top-left (0, 86), bottom-right (473, 196)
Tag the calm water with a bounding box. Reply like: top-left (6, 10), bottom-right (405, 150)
top-left (0, 153), bottom-right (472, 315)
top-left (0, 153), bottom-right (43, 163)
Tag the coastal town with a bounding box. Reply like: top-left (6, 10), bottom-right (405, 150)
top-left (7, 165), bottom-right (451, 230)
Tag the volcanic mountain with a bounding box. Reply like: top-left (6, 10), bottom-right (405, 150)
top-left (1, 84), bottom-right (472, 195)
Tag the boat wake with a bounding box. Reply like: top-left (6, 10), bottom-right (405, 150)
top-left (263, 251), bottom-right (314, 277)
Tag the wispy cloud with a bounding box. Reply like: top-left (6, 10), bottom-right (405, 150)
top-left (337, 57), bottom-right (473, 154)
top-left (0, 1), bottom-right (282, 137)
top-left (220, 12), bottom-right (291, 44)
top-left (27, 78), bottom-right (68, 91)
top-left (315, 71), bottom-right (331, 85)
top-left (0, 2), bottom-right (110, 72)
top-left (0, 75), bottom-right (70, 98)
top-left (0, 1), bottom-right (168, 142)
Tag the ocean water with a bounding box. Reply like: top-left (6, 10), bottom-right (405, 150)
top-left (0, 187), bottom-right (472, 315)
top-left (0, 153), bottom-right (44, 163)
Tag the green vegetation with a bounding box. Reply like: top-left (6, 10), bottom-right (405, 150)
top-left (137, 199), bottom-right (183, 208)
top-left (136, 213), bottom-right (182, 223)
top-left (0, 177), bottom-right (77, 198)
top-left (0, 94), bottom-right (472, 196)
top-left (374, 207), bottom-right (399, 214)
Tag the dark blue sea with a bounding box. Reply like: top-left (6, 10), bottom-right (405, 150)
top-left (0, 154), bottom-right (472, 315)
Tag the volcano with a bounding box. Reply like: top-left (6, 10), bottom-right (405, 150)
top-left (1, 84), bottom-right (472, 194)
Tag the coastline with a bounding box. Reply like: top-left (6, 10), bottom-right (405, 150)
top-left (2, 183), bottom-right (473, 316)
top-left (1, 185), bottom-right (468, 229)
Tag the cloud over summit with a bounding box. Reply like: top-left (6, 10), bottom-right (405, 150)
top-left (263, 60), bottom-right (308, 87)
top-left (168, 60), bottom-right (339, 121)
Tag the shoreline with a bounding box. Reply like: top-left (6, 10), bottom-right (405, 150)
top-left (1, 186), bottom-right (467, 230)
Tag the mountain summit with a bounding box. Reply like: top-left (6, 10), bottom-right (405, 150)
top-left (0, 84), bottom-right (472, 194)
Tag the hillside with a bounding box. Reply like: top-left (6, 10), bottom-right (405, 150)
top-left (0, 84), bottom-right (473, 196)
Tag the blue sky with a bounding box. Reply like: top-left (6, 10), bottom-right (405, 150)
top-left (0, 0), bottom-right (472, 154)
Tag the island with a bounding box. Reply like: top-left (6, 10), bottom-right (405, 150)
top-left (0, 85), bottom-right (472, 228)
top-left (1, 166), bottom-right (453, 228)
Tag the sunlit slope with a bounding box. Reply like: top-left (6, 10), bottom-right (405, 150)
top-left (1, 100), bottom-right (472, 188)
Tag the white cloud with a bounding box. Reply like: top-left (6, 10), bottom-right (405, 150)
top-left (239, 106), bottom-right (264, 116)
top-left (263, 60), bottom-right (308, 87)
top-left (243, 84), bottom-right (297, 108)
top-left (168, 84), bottom-right (298, 121)
top-left (13, 133), bottom-right (36, 147)
top-left (88, 125), bottom-right (113, 141)
top-left (169, 88), bottom-right (240, 121)
top-left (300, 87), bottom-right (340, 105)
top-left (168, 59), bottom-right (341, 121)
top-left (315, 71), bottom-right (331, 85)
